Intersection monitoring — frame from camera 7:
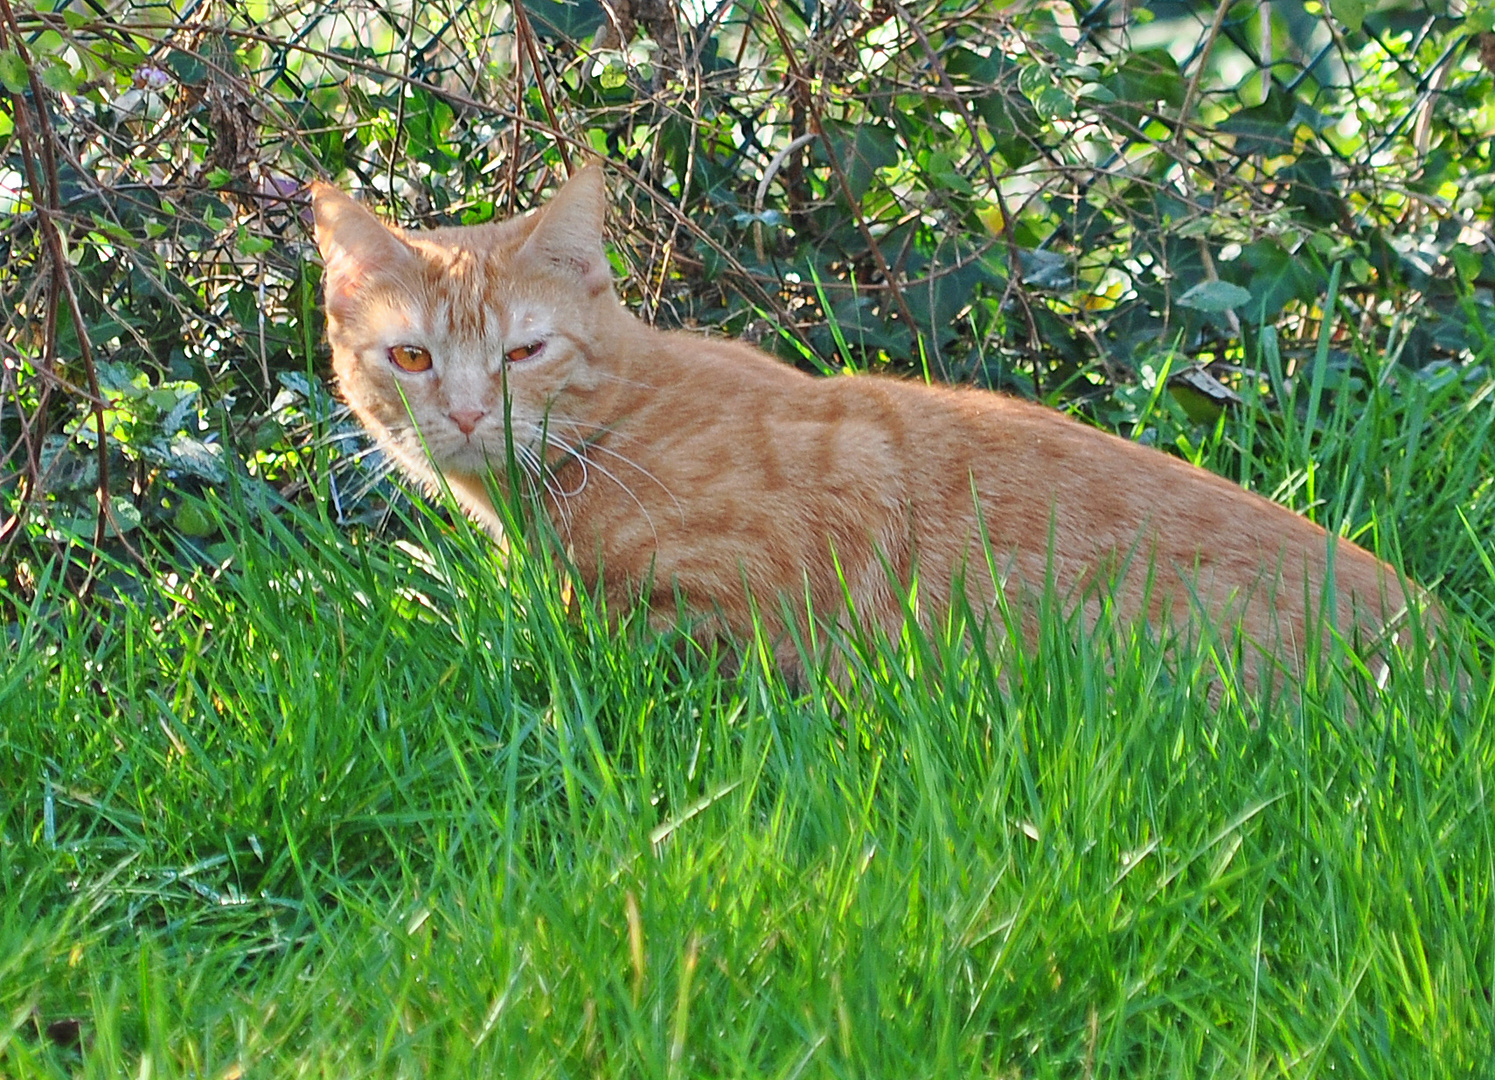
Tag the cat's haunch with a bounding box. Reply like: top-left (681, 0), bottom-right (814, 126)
top-left (312, 164), bottom-right (1421, 690)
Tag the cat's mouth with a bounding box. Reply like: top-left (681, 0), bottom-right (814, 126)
top-left (432, 426), bottom-right (552, 479)
top-left (415, 411), bottom-right (579, 480)
top-left (437, 435), bottom-right (506, 473)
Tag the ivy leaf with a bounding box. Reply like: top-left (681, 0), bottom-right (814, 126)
top-left (0, 50), bottom-right (28, 94)
top-left (236, 228), bottom-right (275, 255)
top-left (525, 0), bottom-right (604, 41)
top-left (1034, 86), bottom-right (1074, 121)
top-left (1243, 240), bottom-right (1322, 317)
top-left (158, 383), bottom-right (202, 435)
top-left (1285, 149), bottom-right (1342, 223)
top-left (145, 435), bottom-right (227, 483)
top-left (816, 121), bottom-right (900, 203)
top-left (174, 499), bottom-right (217, 538)
top-left (1330, 0), bottom-right (1365, 34)
top-left (1219, 88), bottom-right (1297, 156)
top-left (164, 48), bottom-right (207, 85)
top-left (1019, 249), bottom-right (1071, 290)
top-left (598, 58), bottom-right (628, 89)
top-left (106, 496), bottom-right (143, 537)
top-left (1103, 49), bottom-right (1185, 127)
top-left (40, 59), bottom-right (78, 94)
top-left (1017, 62), bottom-right (1049, 97)
top-left (1177, 280), bottom-right (1253, 312)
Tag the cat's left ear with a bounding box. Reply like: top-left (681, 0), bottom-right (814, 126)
top-left (520, 163), bottom-right (613, 296)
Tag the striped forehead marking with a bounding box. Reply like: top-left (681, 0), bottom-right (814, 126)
top-left (420, 249), bottom-right (507, 340)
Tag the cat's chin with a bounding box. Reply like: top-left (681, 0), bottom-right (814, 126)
top-left (433, 442), bottom-right (511, 477)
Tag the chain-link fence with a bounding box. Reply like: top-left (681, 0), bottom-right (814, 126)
top-left (2, 0), bottom-right (1491, 581)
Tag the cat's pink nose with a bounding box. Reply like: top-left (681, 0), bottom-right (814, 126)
top-left (449, 409), bottom-right (486, 435)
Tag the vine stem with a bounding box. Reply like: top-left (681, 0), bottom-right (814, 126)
top-left (0, 0), bottom-right (113, 580)
top-left (757, 0), bottom-right (928, 372)
top-left (511, 0), bottom-right (573, 175)
top-left (1172, 0), bottom-right (1234, 157)
top-left (886, 0), bottom-right (1044, 378)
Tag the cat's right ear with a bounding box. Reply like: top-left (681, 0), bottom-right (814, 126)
top-left (310, 183), bottom-right (416, 323)
top-left (519, 164), bottom-right (613, 296)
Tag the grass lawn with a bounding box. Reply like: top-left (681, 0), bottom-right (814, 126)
top-left (3, 351), bottom-right (1494, 1077)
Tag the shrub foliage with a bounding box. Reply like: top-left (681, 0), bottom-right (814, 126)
top-left (1, 0), bottom-right (1492, 584)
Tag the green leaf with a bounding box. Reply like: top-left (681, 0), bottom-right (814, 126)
top-left (1218, 88), bottom-right (1297, 157)
top-left (39, 58), bottom-right (77, 95)
top-left (1452, 246), bottom-right (1482, 284)
top-left (1177, 280), bottom-right (1253, 312)
top-left (164, 48), bottom-right (207, 85)
top-left (236, 229), bottom-right (275, 256)
top-left (1168, 364), bottom-right (1242, 425)
top-left (88, 213), bottom-right (134, 244)
top-left (902, 247), bottom-right (984, 333)
top-left (1329, 0), bottom-right (1364, 33)
top-left (461, 200), bottom-right (496, 226)
top-left (173, 500), bottom-right (217, 538)
top-left (916, 147), bottom-right (972, 194)
top-left (1018, 62), bottom-right (1052, 97)
top-left (97, 360), bottom-right (151, 395)
top-left (1019, 249), bottom-right (1071, 290)
top-left (146, 435), bottom-right (227, 483)
top-left (943, 46), bottom-right (1002, 82)
top-left (106, 496), bottom-right (143, 537)
top-left (1105, 50), bottom-right (1185, 107)
top-left (1242, 240), bottom-right (1321, 316)
top-left (816, 121), bottom-right (901, 203)
top-left (405, 91), bottom-right (458, 166)
top-left (147, 388), bottom-right (180, 414)
top-left (971, 79), bottom-right (1039, 167)
top-left (0, 50), bottom-right (28, 94)
top-left (1101, 49), bottom-right (1185, 128)
top-left (1034, 86), bottom-right (1074, 121)
top-left (1285, 149), bottom-right (1342, 223)
top-left (598, 58), bottom-right (628, 89)
top-left (525, 0), bottom-right (605, 40)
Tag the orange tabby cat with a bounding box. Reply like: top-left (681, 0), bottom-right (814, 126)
top-left (311, 163), bottom-right (1417, 688)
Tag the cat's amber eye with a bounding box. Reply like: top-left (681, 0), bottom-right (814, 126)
top-left (505, 342), bottom-right (543, 364)
top-left (388, 345), bottom-right (433, 372)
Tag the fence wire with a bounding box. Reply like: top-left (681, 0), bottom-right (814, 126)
top-left (1, 0), bottom-right (1491, 578)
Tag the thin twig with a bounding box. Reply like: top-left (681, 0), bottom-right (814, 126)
top-left (0, 0), bottom-right (113, 573)
top-left (758, 1), bottom-right (927, 370)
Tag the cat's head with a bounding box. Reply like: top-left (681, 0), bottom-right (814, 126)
top-left (311, 165), bottom-right (618, 484)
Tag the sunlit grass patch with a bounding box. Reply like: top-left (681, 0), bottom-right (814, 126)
top-left (4, 328), bottom-right (1495, 1075)
top-left (3, 459), bottom-right (1492, 1075)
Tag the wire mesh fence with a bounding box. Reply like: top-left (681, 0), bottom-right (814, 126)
top-left (2, 0), bottom-right (1491, 582)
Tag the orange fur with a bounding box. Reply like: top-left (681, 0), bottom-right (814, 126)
top-left (312, 165), bottom-right (1418, 689)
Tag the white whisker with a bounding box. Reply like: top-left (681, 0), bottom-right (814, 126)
top-left (345, 468), bottom-right (398, 508)
top-left (342, 443), bottom-right (387, 464)
top-left (518, 443), bottom-right (576, 537)
top-left (541, 431), bottom-right (660, 545)
top-left (507, 442), bottom-right (573, 536)
top-left (589, 370), bottom-right (659, 391)
top-left (543, 417), bottom-right (684, 523)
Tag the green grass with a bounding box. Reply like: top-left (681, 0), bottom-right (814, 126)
top-left (3, 354), bottom-right (1495, 1077)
